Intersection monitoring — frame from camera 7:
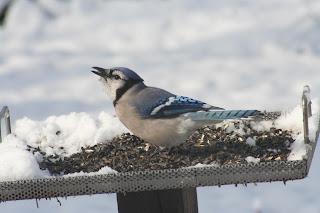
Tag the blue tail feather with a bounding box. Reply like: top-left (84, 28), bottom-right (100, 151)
top-left (190, 110), bottom-right (261, 121)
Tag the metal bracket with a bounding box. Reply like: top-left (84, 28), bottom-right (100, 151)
top-left (0, 106), bottom-right (12, 143)
top-left (302, 85), bottom-right (312, 144)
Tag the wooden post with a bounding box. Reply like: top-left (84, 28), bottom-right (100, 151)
top-left (117, 187), bottom-right (198, 213)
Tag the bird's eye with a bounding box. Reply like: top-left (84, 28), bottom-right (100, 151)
top-left (114, 75), bottom-right (121, 80)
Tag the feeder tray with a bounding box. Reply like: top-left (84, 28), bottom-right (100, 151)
top-left (0, 86), bottom-right (319, 202)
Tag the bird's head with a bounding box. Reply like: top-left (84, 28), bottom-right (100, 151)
top-left (92, 67), bottom-right (144, 105)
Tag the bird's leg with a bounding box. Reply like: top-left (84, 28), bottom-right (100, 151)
top-left (148, 145), bottom-right (167, 159)
top-left (167, 146), bottom-right (175, 155)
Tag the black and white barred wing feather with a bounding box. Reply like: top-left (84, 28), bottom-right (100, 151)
top-left (144, 96), bottom-right (223, 118)
top-left (189, 109), bottom-right (261, 121)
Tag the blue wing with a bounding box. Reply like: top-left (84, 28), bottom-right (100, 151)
top-left (145, 96), bottom-right (224, 118)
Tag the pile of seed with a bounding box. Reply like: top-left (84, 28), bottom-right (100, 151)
top-left (37, 113), bottom-right (296, 175)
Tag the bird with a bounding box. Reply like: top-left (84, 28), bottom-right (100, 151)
top-left (92, 67), bottom-right (261, 147)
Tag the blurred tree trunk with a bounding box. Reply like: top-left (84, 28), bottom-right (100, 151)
top-left (0, 0), bottom-right (15, 26)
top-left (0, 0), bottom-right (56, 27)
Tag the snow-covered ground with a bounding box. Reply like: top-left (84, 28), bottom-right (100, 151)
top-left (1, 0), bottom-right (320, 212)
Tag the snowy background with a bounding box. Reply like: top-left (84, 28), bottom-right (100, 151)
top-left (1, 0), bottom-right (320, 212)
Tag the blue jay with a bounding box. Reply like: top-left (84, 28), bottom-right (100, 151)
top-left (92, 67), bottom-right (260, 147)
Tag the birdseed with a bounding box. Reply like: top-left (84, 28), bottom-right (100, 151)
top-left (36, 112), bottom-right (297, 175)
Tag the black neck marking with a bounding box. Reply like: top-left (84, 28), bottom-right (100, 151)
top-left (113, 79), bottom-right (142, 106)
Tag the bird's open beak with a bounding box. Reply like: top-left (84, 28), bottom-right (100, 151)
top-left (92, 67), bottom-right (108, 77)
